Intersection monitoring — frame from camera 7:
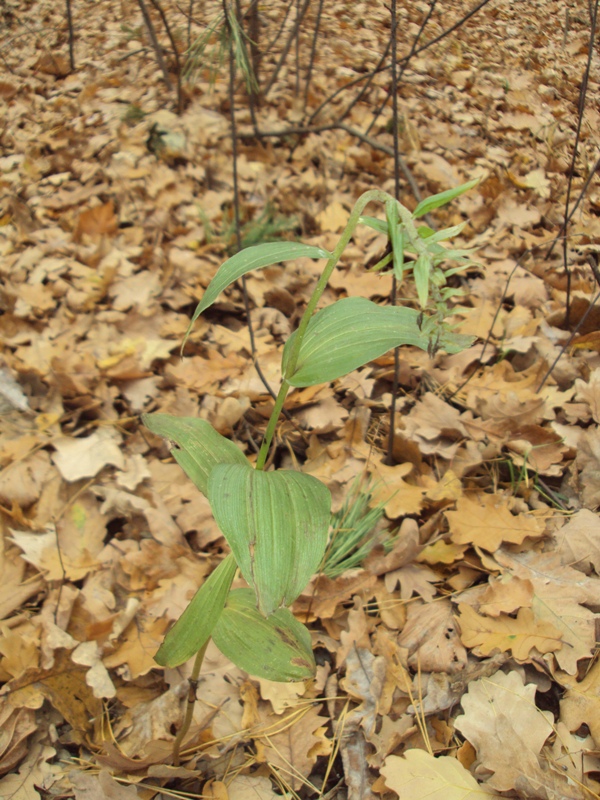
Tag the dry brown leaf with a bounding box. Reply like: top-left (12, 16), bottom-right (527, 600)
top-left (445, 494), bottom-right (545, 552)
top-left (70, 769), bottom-right (141, 798)
top-left (454, 670), bottom-right (556, 794)
top-left (51, 430), bottom-right (124, 482)
top-left (0, 547), bottom-right (44, 622)
top-left (381, 749), bottom-right (499, 800)
top-left (0, 741), bottom-right (58, 800)
top-left (251, 704), bottom-right (330, 792)
top-left (554, 509), bottom-right (600, 575)
top-left (370, 461), bottom-right (425, 518)
top-left (398, 599), bottom-right (467, 674)
top-left (558, 659), bottom-right (600, 747)
top-left (0, 451), bottom-right (53, 509)
top-left (225, 774), bottom-right (281, 799)
top-left (73, 201), bottom-right (118, 242)
top-left (11, 492), bottom-right (107, 581)
top-left (103, 616), bottom-right (170, 680)
top-left (385, 563), bottom-right (438, 601)
top-left (456, 604), bottom-right (562, 661)
top-left (0, 700), bottom-right (36, 777)
top-left (476, 575), bottom-right (534, 617)
top-left (340, 647), bottom-right (386, 736)
top-left (316, 200), bottom-right (348, 232)
top-left (494, 549), bottom-right (600, 674)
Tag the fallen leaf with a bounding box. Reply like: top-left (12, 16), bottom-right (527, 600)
top-left (559, 659), bottom-right (600, 747)
top-left (51, 430), bottom-right (125, 482)
top-left (494, 549), bottom-right (600, 673)
top-left (0, 701), bottom-right (36, 777)
top-left (454, 670), bottom-right (555, 793)
top-left (381, 749), bottom-right (499, 799)
top-left (70, 769), bottom-right (141, 798)
top-left (446, 494), bottom-right (545, 552)
top-left (456, 604), bottom-right (562, 661)
top-left (554, 509), bottom-right (600, 575)
top-left (73, 201), bottom-right (118, 242)
top-left (398, 599), bottom-right (468, 674)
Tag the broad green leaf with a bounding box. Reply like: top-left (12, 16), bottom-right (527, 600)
top-left (155, 554), bottom-right (237, 667)
top-left (282, 297), bottom-right (474, 387)
top-left (184, 242), bottom-right (330, 346)
top-left (412, 177), bottom-right (479, 219)
top-left (208, 465), bottom-right (331, 616)
top-left (212, 588), bottom-right (315, 681)
top-left (142, 414), bottom-right (248, 496)
top-left (386, 199), bottom-right (404, 282)
top-left (413, 253), bottom-right (430, 308)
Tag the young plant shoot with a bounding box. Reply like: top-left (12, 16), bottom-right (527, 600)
top-left (143, 181), bottom-right (477, 686)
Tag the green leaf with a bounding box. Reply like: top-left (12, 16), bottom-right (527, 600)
top-left (385, 199), bottom-right (404, 282)
top-left (413, 253), bottom-right (431, 308)
top-left (427, 221), bottom-right (468, 243)
top-left (358, 215), bottom-right (388, 235)
top-left (282, 297), bottom-right (474, 387)
top-left (183, 242), bottom-right (330, 347)
top-left (412, 177), bottom-right (479, 219)
top-left (212, 588), bottom-right (315, 681)
top-left (208, 465), bottom-right (331, 616)
top-left (142, 414), bottom-right (248, 496)
top-left (155, 554), bottom-right (237, 668)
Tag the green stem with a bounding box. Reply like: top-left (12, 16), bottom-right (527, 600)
top-left (255, 189), bottom-right (391, 470)
top-left (284, 189), bottom-right (390, 378)
top-left (172, 638), bottom-right (209, 767)
top-left (255, 378), bottom-right (290, 470)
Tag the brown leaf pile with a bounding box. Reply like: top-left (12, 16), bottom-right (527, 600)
top-left (1, 0), bottom-right (600, 798)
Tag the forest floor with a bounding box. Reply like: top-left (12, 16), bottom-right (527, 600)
top-left (1, 0), bottom-right (600, 797)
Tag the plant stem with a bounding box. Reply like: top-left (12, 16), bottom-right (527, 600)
top-left (284, 188), bottom-right (390, 377)
top-left (255, 188), bottom-right (391, 470)
top-left (172, 639), bottom-right (209, 767)
top-left (255, 379), bottom-right (290, 469)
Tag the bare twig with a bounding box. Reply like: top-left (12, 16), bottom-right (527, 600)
top-left (137, 0), bottom-right (173, 91)
top-left (537, 289), bottom-right (600, 392)
top-left (263, 0), bottom-right (310, 98)
top-left (303, 0), bottom-right (324, 113)
top-left (560, 0), bottom-right (598, 327)
top-left (148, 0), bottom-right (183, 112)
top-left (309, 0), bottom-right (493, 126)
top-left (387, 0), bottom-right (401, 465)
top-left (366, 0), bottom-right (439, 137)
top-left (545, 154), bottom-right (600, 262)
top-left (187, 0), bottom-right (194, 52)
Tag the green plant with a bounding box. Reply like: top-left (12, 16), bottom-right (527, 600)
top-left (122, 104), bottom-right (146, 126)
top-left (321, 476), bottom-right (390, 579)
top-left (198, 201), bottom-right (298, 253)
top-left (184, 9), bottom-right (257, 92)
top-left (142, 181), bottom-right (478, 743)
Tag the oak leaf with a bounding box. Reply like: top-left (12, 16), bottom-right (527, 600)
top-left (559, 659), bottom-right (600, 747)
top-left (398, 599), bottom-right (468, 674)
top-left (454, 670), bottom-right (564, 795)
top-left (456, 603), bottom-right (562, 660)
top-left (381, 749), bottom-right (499, 799)
top-left (445, 493), bottom-right (545, 552)
top-left (494, 549), bottom-right (600, 673)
